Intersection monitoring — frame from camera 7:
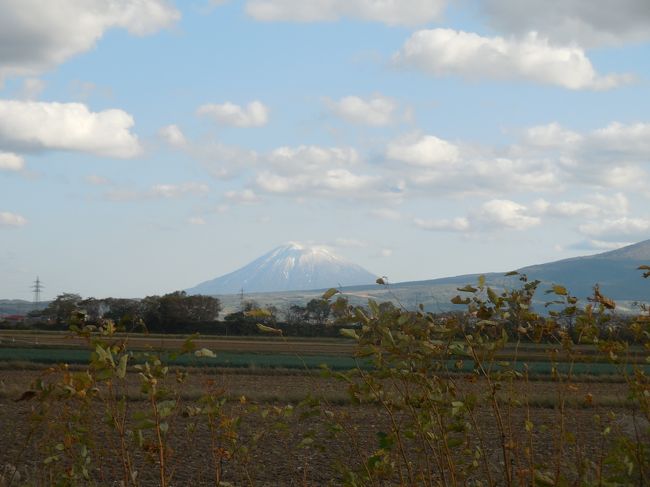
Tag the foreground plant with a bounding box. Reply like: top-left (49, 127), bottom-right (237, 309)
top-left (320, 269), bottom-right (649, 486)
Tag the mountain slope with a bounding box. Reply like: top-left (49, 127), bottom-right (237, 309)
top-left (187, 243), bottom-right (377, 295)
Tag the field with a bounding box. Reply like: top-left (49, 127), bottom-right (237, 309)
top-left (0, 330), bottom-right (648, 486)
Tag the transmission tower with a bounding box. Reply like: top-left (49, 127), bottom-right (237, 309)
top-left (31, 276), bottom-right (44, 308)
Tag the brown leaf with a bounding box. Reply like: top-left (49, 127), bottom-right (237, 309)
top-left (15, 390), bottom-right (37, 402)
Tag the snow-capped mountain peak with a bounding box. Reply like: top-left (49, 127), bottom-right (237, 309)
top-left (187, 243), bottom-right (377, 295)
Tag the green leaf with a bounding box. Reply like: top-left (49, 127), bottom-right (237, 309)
top-left (457, 285), bottom-right (477, 293)
top-left (340, 328), bottom-right (359, 340)
top-left (322, 288), bottom-right (339, 300)
top-left (116, 354), bottom-right (128, 379)
top-left (245, 308), bottom-right (273, 318)
top-left (377, 431), bottom-right (394, 450)
top-left (451, 295), bottom-right (470, 305)
top-left (487, 287), bottom-right (499, 304)
top-left (354, 308), bottom-right (369, 324)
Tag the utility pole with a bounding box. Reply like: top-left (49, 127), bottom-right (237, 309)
top-left (32, 276), bottom-right (44, 310)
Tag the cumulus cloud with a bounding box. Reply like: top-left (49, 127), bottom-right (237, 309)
top-left (474, 199), bottom-right (541, 230)
top-left (159, 124), bottom-right (187, 147)
top-left (415, 199), bottom-right (540, 233)
top-left (326, 95), bottom-right (398, 126)
top-left (197, 101), bottom-right (269, 128)
top-left (0, 211), bottom-right (26, 227)
top-left (224, 188), bottom-right (260, 204)
top-left (482, 0), bottom-right (650, 48)
top-left (590, 122), bottom-right (650, 158)
top-left (414, 217), bottom-right (470, 232)
top-left (387, 133), bottom-right (460, 167)
top-left (254, 145), bottom-right (381, 197)
top-left (245, 0), bottom-right (446, 26)
top-left (0, 100), bottom-right (141, 158)
top-left (568, 239), bottom-right (633, 252)
top-left (394, 29), bottom-right (632, 90)
top-left (579, 217), bottom-right (650, 241)
top-left (0, 152), bottom-right (24, 171)
top-left (150, 183), bottom-right (209, 199)
top-left (534, 193), bottom-right (629, 220)
top-left (397, 119), bottom-right (650, 198)
top-left (0, 0), bottom-right (180, 80)
top-left (523, 123), bottom-right (583, 148)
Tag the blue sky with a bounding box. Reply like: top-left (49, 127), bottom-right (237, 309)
top-left (1, 0), bottom-right (649, 300)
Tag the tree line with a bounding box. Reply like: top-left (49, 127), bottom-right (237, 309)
top-left (14, 291), bottom-right (355, 336)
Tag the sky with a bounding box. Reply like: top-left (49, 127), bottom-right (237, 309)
top-left (1, 0), bottom-right (650, 300)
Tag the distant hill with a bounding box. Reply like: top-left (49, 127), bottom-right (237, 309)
top-left (514, 239), bottom-right (650, 301)
top-left (210, 239), bottom-right (650, 314)
top-left (187, 243), bottom-right (377, 295)
top-left (0, 299), bottom-right (48, 317)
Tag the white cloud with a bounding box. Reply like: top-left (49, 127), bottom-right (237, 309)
top-left (482, 0), bottom-right (650, 48)
top-left (224, 189), bottom-right (260, 204)
top-left (0, 100), bottom-right (141, 158)
top-left (523, 123), bottom-right (583, 148)
top-left (579, 217), bottom-right (650, 241)
top-left (253, 145), bottom-right (380, 198)
top-left (387, 133), bottom-right (460, 167)
top-left (0, 211), bottom-right (26, 227)
top-left (417, 199), bottom-right (540, 233)
top-left (327, 95), bottom-right (398, 126)
top-left (394, 29), bottom-right (632, 90)
top-left (0, 152), bottom-right (24, 171)
top-left (268, 145), bottom-right (360, 172)
top-left (245, 0), bottom-right (446, 26)
top-left (474, 199), bottom-right (541, 230)
top-left (414, 217), bottom-right (470, 232)
top-left (568, 239), bottom-right (633, 252)
top-left (150, 183), bottom-right (209, 199)
top-left (534, 193), bottom-right (629, 220)
top-left (0, 0), bottom-right (180, 80)
top-left (591, 122), bottom-right (650, 157)
top-left (159, 124), bottom-right (187, 147)
top-left (197, 101), bottom-right (269, 128)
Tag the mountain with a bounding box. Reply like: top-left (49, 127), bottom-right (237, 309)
top-left (187, 243), bottom-right (377, 295)
top-left (340, 239), bottom-right (650, 310)
top-left (213, 239), bottom-right (650, 314)
top-left (513, 239), bottom-right (650, 301)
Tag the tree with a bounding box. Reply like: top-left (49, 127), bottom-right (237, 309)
top-left (306, 298), bottom-right (330, 325)
top-left (43, 293), bottom-right (82, 324)
top-left (141, 292), bottom-right (221, 331)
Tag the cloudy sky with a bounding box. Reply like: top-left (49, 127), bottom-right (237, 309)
top-left (1, 0), bottom-right (649, 300)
